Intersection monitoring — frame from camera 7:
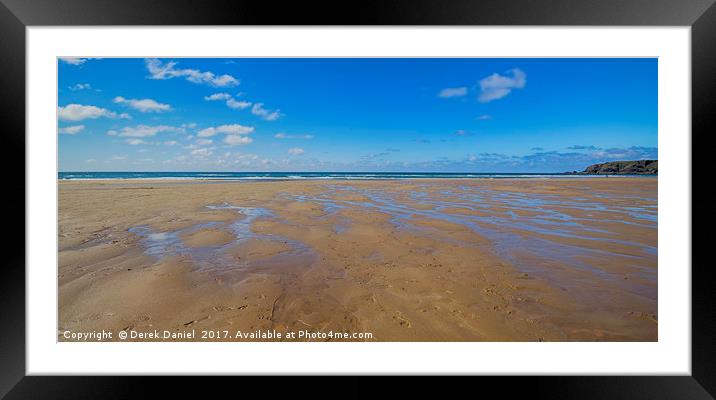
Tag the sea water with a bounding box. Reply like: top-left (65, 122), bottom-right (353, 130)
top-left (58, 171), bottom-right (656, 181)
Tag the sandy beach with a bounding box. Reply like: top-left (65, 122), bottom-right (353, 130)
top-left (58, 178), bottom-right (657, 341)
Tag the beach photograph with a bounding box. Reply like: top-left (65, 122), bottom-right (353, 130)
top-left (58, 58), bottom-right (657, 342)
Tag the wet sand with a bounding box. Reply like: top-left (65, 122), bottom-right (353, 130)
top-left (58, 178), bottom-right (657, 341)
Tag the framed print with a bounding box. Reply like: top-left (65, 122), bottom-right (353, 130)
top-left (2, 0), bottom-right (714, 397)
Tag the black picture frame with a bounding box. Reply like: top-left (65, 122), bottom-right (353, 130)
top-left (1, 0), bottom-right (712, 398)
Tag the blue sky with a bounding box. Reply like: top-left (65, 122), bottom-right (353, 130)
top-left (58, 58), bottom-right (657, 172)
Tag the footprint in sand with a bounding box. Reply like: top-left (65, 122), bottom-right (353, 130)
top-left (392, 312), bottom-right (411, 328)
top-left (183, 315), bottom-right (210, 327)
top-left (628, 311), bottom-right (658, 324)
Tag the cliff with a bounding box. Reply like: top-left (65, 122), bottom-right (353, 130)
top-left (570, 160), bottom-right (657, 175)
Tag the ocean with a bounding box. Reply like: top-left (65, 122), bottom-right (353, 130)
top-left (57, 172), bottom-right (654, 181)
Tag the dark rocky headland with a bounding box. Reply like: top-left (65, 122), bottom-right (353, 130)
top-left (568, 160), bottom-right (657, 175)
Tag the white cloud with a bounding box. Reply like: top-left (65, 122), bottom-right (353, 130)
top-left (58, 104), bottom-right (130, 121)
top-left (111, 155), bottom-right (127, 160)
top-left (204, 93), bottom-right (232, 101)
top-left (211, 75), bottom-right (239, 87)
top-left (107, 125), bottom-right (179, 137)
top-left (145, 59), bottom-right (239, 87)
top-left (197, 124), bottom-right (254, 137)
top-left (85, 159), bottom-right (97, 163)
top-left (233, 153), bottom-right (258, 161)
top-left (476, 114), bottom-right (492, 120)
top-left (191, 148), bottom-right (213, 157)
top-left (251, 103), bottom-right (282, 121)
top-left (226, 98), bottom-right (252, 110)
top-left (478, 68), bottom-right (526, 103)
top-left (438, 87), bottom-right (468, 98)
top-left (205, 92), bottom-right (252, 110)
top-left (69, 83), bottom-right (92, 91)
top-left (126, 138), bottom-right (146, 145)
top-left (58, 125), bottom-right (85, 135)
top-left (164, 140), bottom-right (178, 146)
top-left (288, 147), bottom-right (305, 155)
top-left (113, 96), bottom-right (171, 113)
top-left (59, 57), bottom-right (100, 65)
top-left (196, 138), bottom-right (213, 145)
top-left (224, 135), bottom-right (253, 146)
top-left (275, 133), bottom-right (314, 139)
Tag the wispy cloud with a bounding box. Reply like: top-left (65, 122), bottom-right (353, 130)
top-left (68, 83), bottom-right (92, 91)
top-left (145, 59), bottom-right (239, 87)
top-left (251, 103), bottom-right (282, 121)
top-left (58, 104), bottom-right (130, 121)
top-left (438, 87), bottom-right (468, 98)
top-left (226, 98), bottom-right (252, 110)
top-left (198, 124), bottom-right (254, 138)
top-left (274, 132), bottom-right (314, 140)
top-left (567, 145), bottom-right (600, 150)
top-left (204, 93), bottom-right (232, 101)
top-left (461, 146), bottom-right (657, 171)
top-left (465, 153), bottom-right (512, 163)
top-left (107, 125), bottom-right (180, 138)
top-left (478, 68), bottom-right (526, 103)
top-left (113, 96), bottom-right (171, 113)
top-left (288, 147), bottom-right (305, 155)
top-left (59, 57), bottom-right (100, 65)
top-left (58, 125), bottom-right (85, 135)
top-left (204, 92), bottom-right (252, 110)
top-left (589, 146), bottom-right (657, 160)
top-left (224, 135), bottom-right (253, 146)
top-left (476, 114), bottom-right (492, 121)
top-left (361, 152), bottom-right (392, 161)
top-left (191, 148), bottom-right (214, 157)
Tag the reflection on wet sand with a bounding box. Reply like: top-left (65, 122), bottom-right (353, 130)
top-left (58, 178), bottom-right (657, 341)
top-left (128, 204), bottom-right (316, 279)
top-left (283, 183), bottom-right (657, 302)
